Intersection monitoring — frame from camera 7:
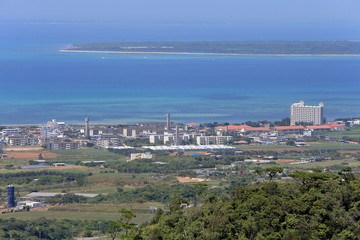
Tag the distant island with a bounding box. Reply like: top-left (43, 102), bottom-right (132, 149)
top-left (62, 41), bottom-right (360, 55)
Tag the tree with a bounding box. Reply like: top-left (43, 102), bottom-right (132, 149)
top-left (265, 167), bottom-right (283, 181)
top-left (286, 139), bottom-right (295, 146)
top-left (256, 167), bottom-right (283, 181)
top-left (338, 167), bottom-right (355, 184)
top-left (107, 220), bottom-right (123, 240)
top-left (169, 197), bottom-right (189, 212)
top-left (119, 209), bottom-right (137, 237)
top-left (289, 170), bottom-right (334, 186)
top-left (107, 209), bottom-right (137, 240)
top-left (193, 183), bottom-right (208, 205)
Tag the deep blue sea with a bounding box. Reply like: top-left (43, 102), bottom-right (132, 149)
top-left (0, 23), bottom-right (359, 124)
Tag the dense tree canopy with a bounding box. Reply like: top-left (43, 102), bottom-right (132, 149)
top-left (138, 171), bottom-right (360, 239)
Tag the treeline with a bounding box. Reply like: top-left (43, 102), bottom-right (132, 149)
top-left (138, 168), bottom-right (360, 239)
top-left (115, 155), bottom-right (244, 174)
top-left (86, 183), bottom-right (225, 204)
top-left (47, 193), bottom-right (88, 204)
top-left (0, 171), bottom-right (87, 186)
top-left (0, 218), bottom-right (111, 239)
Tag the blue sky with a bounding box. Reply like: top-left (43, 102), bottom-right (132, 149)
top-left (1, 0), bottom-right (360, 24)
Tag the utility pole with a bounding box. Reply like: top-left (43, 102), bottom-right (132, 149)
top-left (98, 221), bottom-right (101, 237)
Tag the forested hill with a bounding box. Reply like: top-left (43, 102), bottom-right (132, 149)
top-left (65, 41), bottom-right (360, 54)
top-left (138, 169), bottom-right (360, 239)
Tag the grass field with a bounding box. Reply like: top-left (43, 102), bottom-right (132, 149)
top-left (235, 144), bottom-right (293, 150)
top-left (319, 126), bottom-right (360, 138)
top-left (307, 142), bottom-right (360, 151)
top-left (50, 148), bottom-right (127, 163)
top-left (0, 211), bottom-right (154, 223)
top-left (234, 142), bottom-right (360, 152)
top-left (279, 158), bottom-right (360, 170)
top-left (0, 202), bottom-right (161, 223)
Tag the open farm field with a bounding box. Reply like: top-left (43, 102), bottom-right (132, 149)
top-left (235, 141), bottom-right (360, 153)
top-left (274, 159), bottom-right (299, 163)
top-left (337, 150), bottom-right (360, 154)
top-left (50, 149), bottom-right (125, 162)
top-left (319, 126), bottom-right (360, 138)
top-left (0, 211), bottom-right (153, 223)
top-left (307, 142), bottom-right (360, 151)
top-left (279, 158), bottom-right (360, 170)
top-left (3, 150), bottom-right (59, 160)
top-left (236, 144), bottom-right (309, 152)
top-left (0, 202), bottom-right (161, 223)
top-left (3, 146), bottom-right (43, 151)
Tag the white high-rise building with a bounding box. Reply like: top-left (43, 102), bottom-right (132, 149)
top-left (290, 101), bottom-right (324, 126)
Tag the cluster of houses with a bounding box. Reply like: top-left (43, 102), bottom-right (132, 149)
top-left (0, 120), bottom-right (81, 150)
top-left (0, 115), bottom-right (352, 152)
top-left (0, 119), bottom-right (125, 150)
top-left (212, 122), bottom-right (346, 145)
top-left (215, 122), bottom-right (345, 136)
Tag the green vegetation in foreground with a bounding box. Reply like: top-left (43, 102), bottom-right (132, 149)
top-left (139, 169), bottom-right (360, 240)
top-left (66, 41), bottom-right (360, 55)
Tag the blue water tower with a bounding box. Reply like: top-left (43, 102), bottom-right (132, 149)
top-left (7, 185), bottom-right (15, 207)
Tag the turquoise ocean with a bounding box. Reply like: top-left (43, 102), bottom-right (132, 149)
top-left (0, 23), bottom-right (359, 124)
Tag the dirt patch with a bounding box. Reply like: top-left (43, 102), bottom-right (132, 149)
top-left (52, 165), bottom-right (85, 170)
top-left (31, 206), bottom-right (50, 212)
top-left (4, 151), bottom-right (59, 160)
top-left (3, 147), bottom-right (43, 151)
top-left (274, 159), bottom-right (299, 164)
top-left (177, 177), bottom-right (206, 183)
top-left (240, 148), bottom-right (306, 153)
top-left (306, 142), bottom-right (324, 145)
top-left (337, 150), bottom-right (360, 154)
top-left (123, 185), bottom-right (141, 189)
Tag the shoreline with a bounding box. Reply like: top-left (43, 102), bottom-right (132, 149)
top-left (0, 123), bottom-right (128, 127)
top-left (60, 49), bottom-right (360, 56)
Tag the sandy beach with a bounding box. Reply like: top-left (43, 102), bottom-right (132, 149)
top-left (60, 49), bottom-right (360, 56)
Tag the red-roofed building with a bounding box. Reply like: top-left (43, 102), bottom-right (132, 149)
top-left (305, 125), bottom-right (331, 132)
top-left (244, 127), bottom-right (271, 133)
top-left (215, 125), bottom-right (270, 135)
top-left (186, 123), bottom-right (200, 129)
top-left (322, 122), bottom-right (345, 131)
top-left (273, 126), bottom-right (304, 134)
top-left (215, 125), bottom-right (249, 131)
top-left (305, 122), bottom-right (345, 132)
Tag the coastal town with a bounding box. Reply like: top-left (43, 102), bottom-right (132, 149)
top-left (0, 101), bottom-right (356, 152)
top-left (0, 100), bottom-right (359, 238)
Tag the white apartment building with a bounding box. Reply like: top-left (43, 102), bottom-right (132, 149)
top-left (196, 136), bottom-right (233, 145)
top-left (41, 119), bottom-right (67, 138)
top-left (46, 142), bottom-right (79, 150)
top-left (149, 135), bottom-right (177, 144)
top-left (97, 138), bottom-right (121, 148)
top-left (8, 137), bottom-right (38, 146)
top-left (290, 101), bottom-right (324, 126)
top-left (2, 128), bottom-right (20, 136)
top-left (149, 133), bottom-right (201, 145)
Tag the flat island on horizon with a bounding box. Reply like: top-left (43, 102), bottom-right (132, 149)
top-left (62, 41), bottom-right (360, 55)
